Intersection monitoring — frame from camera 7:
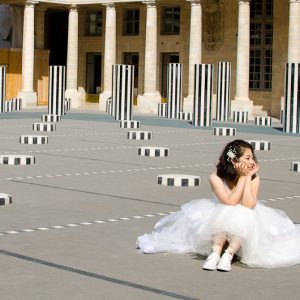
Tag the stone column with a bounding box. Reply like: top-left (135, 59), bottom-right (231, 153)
top-left (65, 5), bottom-right (81, 108)
top-left (17, 0), bottom-right (37, 107)
top-left (99, 2), bottom-right (117, 111)
top-left (137, 0), bottom-right (160, 113)
top-left (231, 0), bottom-right (253, 119)
top-left (288, 0), bottom-right (300, 62)
top-left (184, 0), bottom-right (203, 113)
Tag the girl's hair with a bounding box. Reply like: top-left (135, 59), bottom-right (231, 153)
top-left (216, 140), bottom-right (257, 182)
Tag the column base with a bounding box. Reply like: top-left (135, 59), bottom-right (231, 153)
top-left (183, 95), bottom-right (193, 113)
top-left (99, 91), bottom-right (111, 112)
top-left (17, 91), bottom-right (37, 108)
top-left (65, 89), bottom-right (81, 108)
top-left (136, 93), bottom-right (161, 114)
top-left (231, 98), bottom-right (254, 120)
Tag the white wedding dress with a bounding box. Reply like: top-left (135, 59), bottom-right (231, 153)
top-left (137, 189), bottom-right (300, 268)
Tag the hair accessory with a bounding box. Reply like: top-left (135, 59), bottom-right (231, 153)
top-left (226, 146), bottom-right (237, 162)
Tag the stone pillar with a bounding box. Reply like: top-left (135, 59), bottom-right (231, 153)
top-left (65, 5), bottom-right (81, 108)
top-left (137, 0), bottom-right (161, 113)
top-left (17, 1), bottom-right (37, 107)
top-left (231, 0), bottom-right (253, 119)
top-left (288, 0), bottom-right (300, 62)
top-left (183, 0), bottom-right (203, 113)
top-left (99, 3), bottom-right (117, 111)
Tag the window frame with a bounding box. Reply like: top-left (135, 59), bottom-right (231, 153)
top-left (86, 11), bottom-right (103, 36)
top-left (161, 6), bottom-right (181, 35)
top-left (123, 8), bottom-right (140, 36)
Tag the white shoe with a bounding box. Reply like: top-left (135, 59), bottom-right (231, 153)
top-left (217, 251), bottom-right (233, 272)
top-left (203, 252), bottom-right (220, 271)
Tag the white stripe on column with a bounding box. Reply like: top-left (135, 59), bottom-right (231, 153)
top-left (0, 65), bottom-right (7, 113)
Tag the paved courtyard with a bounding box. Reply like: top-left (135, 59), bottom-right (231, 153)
top-left (0, 108), bottom-right (299, 300)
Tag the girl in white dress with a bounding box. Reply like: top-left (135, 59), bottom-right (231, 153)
top-left (137, 140), bottom-right (300, 271)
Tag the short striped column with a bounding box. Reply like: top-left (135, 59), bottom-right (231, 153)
top-left (112, 64), bottom-right (134, 121)
top-left (177, 112), bottom-right (193, 121)
top-left (216, 62), bottom-right (231, 121)
top-left (120, 120), bottom-right (140, 129)
top-left (0, 193), bottom-right (12, 205)
top-left (0, 155), bottom-right (35, 165)
top-left (157, 174), bottom-right (201, 187)
top-left (193, 64), bottom-right (213, 127)
top-left (255, 116), bottom-right (272, 126)
top-left (247, 140), bottom-right (271, 151)
top-left (41, 114), bottom-right (61, 122)
top-left (48, 66), bottom-right (66, 116)
top-left (167, 63), bottom-right (182, 119)
top-left (138, 146), bottom-right (169, 157)
top-left (0, 65), bottom-right (6, 113)
top-left (65, 98), bottom-right (71, 112)
top-left (33, 122), bottom-right (56, 132)
top-left (12, 98), bottom-right (22, 111)
top-left (158, 103), bottom-right (167, 117)
top-left (232, 111), bottom-right (248, 123)
top-left (291, 162), bottom-right (300, 172)
top-left (284, 63), bottom-right (300, 133)
top-left (4, 100), bottom-right (13, 112)
top-left (106, 97), bottom-right (112, 114)
top-left (213, 127), bottom-right (236, 136)
top-left (127, 131), bottom-right (152, 140)
top-left (20, 135), bottom-right (48, 144)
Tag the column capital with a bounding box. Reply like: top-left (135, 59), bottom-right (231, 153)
top-left (237, 0), bottom-right (250, 4)
top-left (69, 4), bottom-right (77, 11)
top-left (26, 0), bottom-right (38, 5)
top-left (143, 1), bottom-right (156, 8)
top-left (187, 0), bottom-right (203, 5)
top-left (104, 2), bottom-right (115, 9)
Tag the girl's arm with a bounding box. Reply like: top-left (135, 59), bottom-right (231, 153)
top-left (209, 172), bottom-right (247, 205)
top-left (241, 164), bottom-right (260, 208)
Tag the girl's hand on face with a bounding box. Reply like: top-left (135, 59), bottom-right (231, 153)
top-left (234, 162), bottom-right (249, 176)
top-left (247, 163), bottom-right (259, 176)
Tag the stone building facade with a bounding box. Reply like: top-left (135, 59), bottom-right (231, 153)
top-left (0, 0), bottom-right (298, 118)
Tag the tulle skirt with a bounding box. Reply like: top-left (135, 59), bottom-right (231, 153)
top-left (137, 198), bottom-right (300, 268)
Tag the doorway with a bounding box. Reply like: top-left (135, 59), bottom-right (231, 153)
top-left (86, 53), bottom-right (102, 99)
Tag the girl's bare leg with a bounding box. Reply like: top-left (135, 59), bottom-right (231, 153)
top-left (211, 232), bottom-right (227, 255)
top-left (226, 235), bottom-right (241, 255)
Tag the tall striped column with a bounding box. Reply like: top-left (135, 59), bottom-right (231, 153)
top-left (112, 64), bottom-right (134, 121)
top-left (192, 64), bottom-right (213, 127)
top-left (167, 63), bottom-right (182, 119)
top-left (48, 66), bottom-right (66, 116)
top-left (284, 62), bottom-right (300, 133)
top-left (216, 62), bottom-right (231, 121)
top-left (0, 65), bottom-right (6, 113)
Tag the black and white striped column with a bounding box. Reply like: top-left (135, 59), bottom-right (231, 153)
top-left (0, 65), bottom-right (6, 113)
top-left (158, 103), bottom-right (167, 117)
top-left (167, 63), bottom-right (182, 119)
top-left (216, 62), bottom-right (231, 121)
top-left (284, 62), bottom-right (300, 133)
top-left (112, 64), bottom-right (134, 121)
top-left (192, 64), bottom-right (213, 127)
top-left (48, 66), bottom-right (66, 116)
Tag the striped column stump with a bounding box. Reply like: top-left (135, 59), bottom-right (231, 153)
top-left (65, 98), bottom-right (71, 112)
top-left (0, 193), bottom-right (12, 205)
top-left (112, 64), bottom-right (134, 120)
top-left (213, 127), bottom-right (236, 136)
top-left (232, 111), bottom-right (248, 123)
top-left (158, 103), bottom-right (167, 117)
top-left (284, 63), bottom-right (300, 133)
top-left (33, 122), bottom-right (56, 132)
top-left (12, 98), bottom-right (22, 111)
top-left (247, 140), bottom-right (271, 151)
top-left (291, 162), bottom-right (300, 172)
top-left (48, 65), bottom-right (66, 116)
top-left (127, 131), bottom-right (152, 140)
top-left (0, 155), bottom-right (35, 165)
top-left (41, 114), bottom-right (61, 122)
top-left (177, 112), bottom-right (193, 121)
top-left (255, 116), bottom-right (272, 126)
top-left (106, 98), bottom-right (112, 114)
top-left (138, 146), bottom-right (169, 157)
top-left (20, 135), bottom-right (48, 144)
top-left (120, 120), bottom-right (140, 129)
top-left (0, 65), bottom-right (6, 113)
top-left (216, 62), bottom-right (231, 121)
top-left (4, 100), bottom-right (13, 112)
top-left (157, 174), bottom-right (201, 187)
top-left (193, 64), bottom-right (213, 127)
top-left (167, 63), bottom-right (182, 119)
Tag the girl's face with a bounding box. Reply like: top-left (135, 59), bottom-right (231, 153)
top-left (237, 148), bottom-right (256, 169)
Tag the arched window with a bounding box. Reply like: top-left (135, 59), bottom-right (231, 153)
top-left (250, 0), bottom-right (273, 90)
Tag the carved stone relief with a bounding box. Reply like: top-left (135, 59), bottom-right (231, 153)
top-left (203, 0), bottom-right (224, 52)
